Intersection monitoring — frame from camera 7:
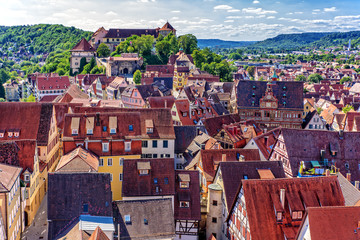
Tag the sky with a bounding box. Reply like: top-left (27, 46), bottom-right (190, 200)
top-left (1, 0), bottom-right (360, 41)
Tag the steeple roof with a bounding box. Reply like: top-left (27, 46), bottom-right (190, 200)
top-left (71, 38), bottom-right (96, 52)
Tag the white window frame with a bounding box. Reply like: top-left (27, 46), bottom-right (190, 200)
top-left (72, 129), bottom-right (78, 135)
top-left (87, 129), bottom-right (93, 135)
top-left (102, 142), bottom-right (109, 152)
top-left (110, 128), bottom-right (116, 134)
top-left (179, 201), bottom-right (190, 208)
top-left (125, 142), bottom-right (131, 152)
top-left (107, 158), bottom-right (113, 166)
top-left (119, 158), bottom-right (124, 166)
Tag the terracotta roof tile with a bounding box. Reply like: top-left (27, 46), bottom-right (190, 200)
top-left (71, 38), bottom-right (96, 52)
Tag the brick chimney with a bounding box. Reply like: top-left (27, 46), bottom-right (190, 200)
top-left (346, 173), bottom-right (351, 182)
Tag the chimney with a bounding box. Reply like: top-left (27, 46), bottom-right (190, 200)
top-left (339, 130), bottom-right (344, 139)
top-left (280, 189), bottom-right (285, 209)
top-left (355, 181), bottom-right (359, 190)
top-left (325, 169), bottom-right (330, 176)
top-left (346, 173), bottom-right (351, 182)
top-left (222, 154), bottom-right (226, 162)
top-left (164, 100), bottom-right (167, 108)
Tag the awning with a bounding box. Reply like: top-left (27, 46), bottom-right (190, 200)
top-left (71, 117), bottom-right (80, 129)
top-left (178, 174), bottom-right (190, 182)
top-left (109, 116), bottom-right (117, 129)
top-left (137, 161), bottom-right (151, 170)
top-left (311, 161), bottom-right (321, 168)
top-left (86, 117), bottom-right (94, 130)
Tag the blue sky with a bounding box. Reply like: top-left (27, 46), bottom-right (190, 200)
top-left (1, 0), bottom-right (360, 41)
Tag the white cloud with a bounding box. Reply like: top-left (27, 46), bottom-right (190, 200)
top-left (242, 7), bottom-right (277, 15)
top-left (294, 12), bottom-right (303, 14)
top-left (267, 16), bottom-right (275, 19)
top-left (228, 9), bottom-right (241, 13)
top-left (105, 11), bottom-right (117, 16)
top-left (214, 5), bottom-right (233, 10)
top-left (253, 0), bottom-right (260, 4)
top-left (171, 10), bottom-right (181, 13)
top-left (313, 9), bottom-right (321, 12)
top-left (224, 20), bottom-right (234, 23)
top-left (324, 7), bottom-right (337, 12)
top-left (137, 0), bottom-right (155, 2)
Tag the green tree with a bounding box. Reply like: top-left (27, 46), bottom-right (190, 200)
top-left (343, 64), bottom-right (350, 69)
top-left (316, 107), bottom-right (323, 115)
top-left (340, 76), bottom-right (352, 84)
top-left (0, 98), bottom-right (5, 102)
top-left (78, 57), bottom-right (87, 74)
top-left (342, 105), bottom-right (354, 114)
top-left (295, 75), bottom-right (306, 82)
top-left (307, 73), bottom-right (323, 83)
top-left (178, 34), bottom-right (198, 54)
top-left (247, 66), bottom-right (255, 78)
top-left (133, 70), bottom-right (142, 84)
top-left (97, 43), bottom-right (110, 57)
top-left (0, 69), bottom-right (10, 83)
top-left (0, 84), bottom-right (5, 99)
top-left (23, 94), bottom-right (36, 102)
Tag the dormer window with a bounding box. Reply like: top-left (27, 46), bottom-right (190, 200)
top-left (182, 112), bottom-right (187, 117)
top-left (146, 119), bottom-right (154, 134)
top-left (0, 132), bottom-right (3, 138)
top-left (71, 117), bottom-right (80, 136)
top-left (138, 162), bottom-right (150, 175)
top-left (252, 85), bottom-right (256, 89)
top-left (87, 129), bottom-right (93, 135)
top-left (125, 215), bottom-right (131, 224)
top-left (8, 132), bottom-right (13, 138)
top-left (72, 129), bottom-right (78, 135)
top-left (292, 211), bottom-right (303, 220)
top-left (129, 125), bottom-right (133, 131)
top-left (24, 174), bottom-right (30, 182)
top-left (109, 116), bottom-right (117, 134)
top-left (14, 131), bottom-right (19, 138)
top-left (180, 201), bottom-right (190, 208)
top-left (110, 128), bottom-right (116, 134)
top-left (252, 93), bottom-right (255, 97)
top-left (276, 212), bottom-right (283, 221)
top-left (178, 173), bottom-right (190, 188)
top-left (283, 94), bottom-right (286, 98)
top-left (283, 86), bottom-right (287, 90)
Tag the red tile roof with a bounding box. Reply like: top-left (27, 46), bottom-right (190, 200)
top-left (148, 96), bottom-right (175, 109)
top-left (241, 177), bottom-right (345, 240)
top-left (36, 76), bottom-right (70, 91)
top-left (298, 206), bottom-right (360, 240)
top-left (122, 158), bottom-right (175, 197)
top-left (55, 147), bottom-right (99, 172)
top-left (71, 38), bottom-right (96, 52)
top-left (200, 149), bottom-right (260, 181)
top-left (253, 127), bottom-right (281, 160)
top-left (202, 114), bottom-right (241, 137)
top-left (89, 226), bottom-right (110, 240)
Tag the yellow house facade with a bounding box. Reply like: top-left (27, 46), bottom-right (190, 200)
top-left (0, 164), bottom-right (22, 240)
top-left (98, 155), bottom-right (140, 201)
top-left (303, 99), bottom-right (314, 118)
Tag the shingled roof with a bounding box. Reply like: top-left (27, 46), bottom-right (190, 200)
top-left (0, 103), bottom-right (53, 146)
top-left (202, 114), bottom-right (241, 137)
top-left (115, 199), bottom-right (175, 240)
top-left (48, 172), bottom-right (112, 240)
top-left (239, 177), bottom-right (345, 240)
top-left (237, 80), bottom-right (304, 110)
top-left (297, 206), bottom-right (360, 240)
top-left (276, 128), bottom-right (360, 181)
top-left (104, 28), bottom-right (159, 39)
top-left (217, 161), bottom-right (285, 211)
top-left (122, 158), bottom-right (175, 197)
top-left (71, 38), bottom-right (96, 52)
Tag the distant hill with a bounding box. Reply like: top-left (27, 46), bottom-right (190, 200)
top-left (197, 39), bottom-right (256, 49)
top-left (248, 31), bottom-right (360, 50)
top-left (249, 32), bottom-right (331, 50)
top-left (0, 24), bottom-right (92, 55)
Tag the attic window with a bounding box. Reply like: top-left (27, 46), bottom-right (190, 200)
top-left (129, 125), bottom-right (133, 131)
top-left (251, 101), bottom-right (255, 106)
top-left (72, 129), bottom-right (78, 135)
top-left (283, 101), bottom-right (286, 106)
top-left (24, 174), bottom-right (30, 182)
top-left (0, 132), bottom-right (3, 138)
top-left (283, 86), bottom-right (287, 90)
top-left (8, 132), bottom-right (13, 138)
top-left (252, 85), bottom-right (256, 89)
top-left (283, 94), bottom-right (286, 98)
top-left (144, 219), bottom-right (148, 225)
top-left (125, 215), bottom-right (131, 224)
top-left (276, 212), bottom-right (283, 221)
top-left (83, 203), bottom-right (89, 213)
top-left (14, 131), bottom-right (19, 138)
top-left (252, 93), bottom-right (255, 97)
top-left (183, 112), bottom-right (187, 117)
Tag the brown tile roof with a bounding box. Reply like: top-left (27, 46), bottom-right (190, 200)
top-left (48, 173), bottom-right (112, 239)
top-left (104, 28), bottom-right (159, 39)
top-left (55, 147), bottom-right (99, 172)
top-left (202, 114), bottom-right (241, 137)
top-left (253, 128), bottom-right (281, 160)
top-left (174, 170), bottom-right (201, 221)
top-left (174, 99), bottom-right (195, 126)
top-left (320, 104), bottom-right (339, 125)
top-left (88, 226), bottom-right (109, 240)
top-left (237, 80), bottom-right (304, 110)
top-left (242, 177), bottom-right (345, 240)
top-left (115, 199), bottom-right (175, 239)
top-left (57, 84), bottom-right (89, 103)
top-left (72, 107), bottom-right (175, 139)
top-left (0, 103), bottom-right (53, 146)
top-left (148, 96), bottom-right (175, 109)
top-left (0, 163), bottom-right (22, 192)
top-left (200, 149), bottom-right (260, 181)
top-left (71, 38), bottom-right (96, 52)
top-left (278, 128), bottom-right (360, 181)
top-left (122, 158), bottom-right (175, 197)
top-left (218, 161), bottom-right (285, 211)
top-left (298, 206), bottom-right (360, 240)
top-left (160, 22), bottom-right (175, 31)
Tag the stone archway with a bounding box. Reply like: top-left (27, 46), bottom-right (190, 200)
top-left (123, 68), bottom-right (129, 74)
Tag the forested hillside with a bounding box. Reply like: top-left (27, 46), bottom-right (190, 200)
top-left (0, 24), bottom-right (91, 56)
